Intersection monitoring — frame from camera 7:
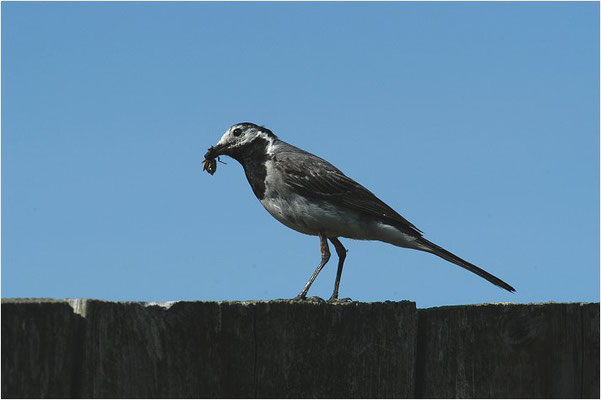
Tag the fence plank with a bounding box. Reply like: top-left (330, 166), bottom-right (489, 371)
top-left (78, 300), bottom-right (256, 398)
top-left (415, 303), bottom-right (600, 398)
top-left (253, 301), bottom-right (417, 398)
top-left (1, 299), bottom-right (84, 398)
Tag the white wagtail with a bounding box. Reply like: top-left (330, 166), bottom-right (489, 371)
top-left (204, 122), bottom-right (515, 301)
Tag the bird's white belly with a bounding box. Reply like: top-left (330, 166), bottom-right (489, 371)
top-left (259, 194), bottom-right (367, 238)
top-left (260, 194), bottom-right (423, 249)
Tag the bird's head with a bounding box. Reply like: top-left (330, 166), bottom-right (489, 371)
top-left (204, 122), bottom-right (277, 162)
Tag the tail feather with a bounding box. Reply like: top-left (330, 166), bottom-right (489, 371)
top-left (416, 237), bottom-right (516, 293)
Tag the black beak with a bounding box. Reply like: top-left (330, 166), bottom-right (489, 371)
top-left (204, 143), bottom-right (227, 160)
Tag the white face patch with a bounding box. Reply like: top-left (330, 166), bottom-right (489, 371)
top-left (216, 130), bottom-right (231, 147)
top-left (216, 124), bottom-right (276, 152)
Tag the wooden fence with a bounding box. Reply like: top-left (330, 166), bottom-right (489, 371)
top-left (2, 299), bottom-right (599, 398)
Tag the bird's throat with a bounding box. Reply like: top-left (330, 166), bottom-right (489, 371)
top-left (233, 137), bottom-right (272, 200)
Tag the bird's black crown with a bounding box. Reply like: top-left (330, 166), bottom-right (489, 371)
top-left (236, 122), bottom-right (277, 140)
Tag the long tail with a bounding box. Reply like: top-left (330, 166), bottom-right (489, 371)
top-left (416, 237), bottom-right (516, 293)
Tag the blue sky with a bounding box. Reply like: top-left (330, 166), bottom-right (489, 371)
top-left (2, 2), bottom-right (598, 308)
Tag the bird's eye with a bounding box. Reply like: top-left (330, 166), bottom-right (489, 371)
top-left (233, 128), bottom-right (242, 137)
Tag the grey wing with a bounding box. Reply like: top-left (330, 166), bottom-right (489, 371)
top-left (275, 150), bottom-right (423, 237)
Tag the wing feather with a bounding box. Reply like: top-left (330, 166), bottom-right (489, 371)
top-left (274, 148), bottom-right (423, 237)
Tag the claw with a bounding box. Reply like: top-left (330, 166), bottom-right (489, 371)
top-left (306, 296), bottom-right (325, 303)
top-left (327, 297), bottom-right (353, 304)
top-left (292, 294), bottom-right (306, 301)
top-left (291, 295), bottom-right (325, 303)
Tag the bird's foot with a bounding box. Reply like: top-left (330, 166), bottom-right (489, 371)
top-left (291, 294), bottom-right (306, 301)
top-left (305, 296), bottom-right (326, 304)
top-left (306, 296), bottom-right (325, 303)
top-left (291, 295), bottom-right (325, 303)
top-left (327, 297), bottom-right (353, 304)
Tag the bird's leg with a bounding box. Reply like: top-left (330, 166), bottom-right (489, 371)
top-left (294, 233), bottom-right (330, 300)
top-left (328, 237), bottom-right (348, 302)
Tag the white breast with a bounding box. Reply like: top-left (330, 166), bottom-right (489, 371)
top-left (259, 159), bottom-right (363, 237)
top-left (260, 193), bottom-right (363, 236)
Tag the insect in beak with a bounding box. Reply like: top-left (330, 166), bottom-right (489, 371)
top-left (203, 158), bottom-right (217, 175)
top-left (202, 146), bottom-right (227, 176)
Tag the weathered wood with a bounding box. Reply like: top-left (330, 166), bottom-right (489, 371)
top-left (253, 300), bottom-right (417, 398)
top-left (1, 299), bottom-right (84, 398)
top-left (581, 303), bottom-right (600, 399)
top-left (1, 299), bottom-right (599, 398)
top-left (415, 303), bottom-right (600, 399)
top-left (78, 300), bottom-right (256, 398)
top-left (74, 299), bottom-right (417, 398)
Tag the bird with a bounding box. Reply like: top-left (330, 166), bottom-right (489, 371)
top-left (203, 122), bottom-right (515, 301)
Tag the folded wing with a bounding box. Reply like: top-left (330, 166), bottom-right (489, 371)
top-left (275, 148), bottom-right (423, 238)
